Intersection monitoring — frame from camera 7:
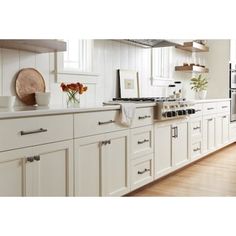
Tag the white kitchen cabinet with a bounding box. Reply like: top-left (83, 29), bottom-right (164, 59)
top-left (0, 140), bottom-right (73, 197)
top-left (172, 122), bottom-right (188, 167)
top-left (155, 125), bottom-right (172, 178)
top-left (215, 114), bottom-right (229, 147)
top-left (154, 121), bottom-right (188, 179)
top-left (74, 130), bottom-right (130, 197)
top-left (0, 156), bottom-right (25, 196)
top-left (203, 115), bottom-right (215, 153)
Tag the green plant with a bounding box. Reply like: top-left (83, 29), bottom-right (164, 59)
top-left (190, 74), bottom-right (208, 92)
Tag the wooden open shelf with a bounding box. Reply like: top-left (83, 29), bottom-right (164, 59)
top-left (0, 40), bottom-right (67, 53)
top-left (176, 41), bottom-right (209, 52)
top-left (175, 65), bottom-right (209, 73)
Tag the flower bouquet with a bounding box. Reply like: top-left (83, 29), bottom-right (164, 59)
top-left (61, 82), bottom-right (88, 107)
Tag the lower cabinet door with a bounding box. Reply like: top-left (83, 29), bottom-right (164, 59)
top-left (222, 114), bottom-right (229, 144)
top-left (25, 140), bottom-right (73, 196)
top-left (74, 134), bottom-right (104, 196)
top-left (0, 140), bottom-right (73, 197)
top-left (0, 155), bottom-right (25, 196)
top-left (154, 124), bottom-right (172, 179)
top-left (102, 130), bottom-right (130, 196)
top-left (172, 122), bottom-right (188, 167)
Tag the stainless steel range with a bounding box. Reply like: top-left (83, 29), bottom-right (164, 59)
top-left (112, 97), bottom-right (196, 121)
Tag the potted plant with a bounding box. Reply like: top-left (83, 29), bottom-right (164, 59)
top-left (190, 74), bottom-right (208, 99)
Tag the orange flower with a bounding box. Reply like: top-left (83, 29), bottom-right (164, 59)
top-left (61, 82), bottom-right (88, 94)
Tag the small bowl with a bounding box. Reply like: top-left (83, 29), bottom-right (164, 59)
top-left (0, 96), bottom-right (16, 108)
top-left (35, 92), bottom-right (51, 106)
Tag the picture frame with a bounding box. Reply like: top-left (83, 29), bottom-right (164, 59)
top-left (118, 69), bottom-right (139, 98)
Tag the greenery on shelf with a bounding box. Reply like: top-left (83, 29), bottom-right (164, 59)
top-left (190, 74), bottom-right (208, 92)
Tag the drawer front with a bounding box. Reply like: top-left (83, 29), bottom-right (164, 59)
top-left (191, 103), bottom-right (203, 118)
top-left (191, 141), bottom-right (202, 159)
top-left (131, 154), bottom-right (153, 191)
top-left (0, 115), bottom-right (73, 152)
top-left (131, 107), bottom-right (154, 128)
top-left (203, 102), bottom-right (217, 115)
top-left (190, 119), bottom-right (202, 139)
top-left (131, 126), bottom-right (153, 159)
top-left (218, 101), bottom-right (230, 113)
top-left (74, 110), bottom-right (125, 138)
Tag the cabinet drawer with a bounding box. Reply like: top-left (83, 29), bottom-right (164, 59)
top-left (74, 110), bottom-right (125, 138)
top-left (131, 154), bottom-right (153, 191)
top-left (203, 102), bottom-right (217, 115)
top-left (191, 103), bottom-right (203, 118)
top-left (0, 115), bottom-right (73, 152)
top-left (218, 101), bottom-right (230, 113)
top-left (131, 125), bottom-right (153, 159)
top-left (131, 107), bottom-right (154, 128)
top-left (191, 141), bottom-right (202, 159)
top-left (190, 119), bottom-right (202, 139)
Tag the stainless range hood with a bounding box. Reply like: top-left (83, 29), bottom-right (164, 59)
top-left (118, 39), bottom-right (182, 48)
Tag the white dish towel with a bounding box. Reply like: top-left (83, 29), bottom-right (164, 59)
top-left (120, 103), bottom-right (136, 127)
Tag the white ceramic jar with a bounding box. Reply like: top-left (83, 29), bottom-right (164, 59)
top-left (35, 92), bottom-right (51, 106)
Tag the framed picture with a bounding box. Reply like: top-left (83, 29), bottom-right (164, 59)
top-left (118, 70), bottom-right (139, 98)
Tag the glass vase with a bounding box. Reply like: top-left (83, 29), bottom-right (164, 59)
top-left (66, 92), bottom-right (80, 108)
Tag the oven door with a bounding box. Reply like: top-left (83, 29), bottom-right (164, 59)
top-left (230, 63), bottom-right (236, 88)
top-left (230, 89), bottom-right (236, 121)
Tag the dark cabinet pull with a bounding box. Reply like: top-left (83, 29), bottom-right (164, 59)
top-left (138, 115), bottom-right (151, 120)
top-left (193, 147), bottom-right (200, 152)
top-left (222, 106), bottom-right (228, 109)
top-left (207, 107), bottom-right (214, 110)
top-left (34, 156), bottom-right (40, 161)
top-left (98, 120), bottom-right (115, 125)
top-left (138, 168), bottom-right (150, 175)
top-left (195, 109), bottom-right (201, 112)
top-left (101, 140), bottom-right (111, 146)
top-left (193, 126), bottom-right (200, 130)
top-left (208, 118), bottom-right (213, 121)
top-left (222, 115), bottom-right (227, 118)
top-left (26, 157), bottom-right (34, 162)
top-left (138, 139), bottom-right (149, 144)
top-left (20, 128), bottom-right (47, 136)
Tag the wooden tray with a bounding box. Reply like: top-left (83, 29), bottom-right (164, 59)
top-left (15, 68), bottom-right (45, 105)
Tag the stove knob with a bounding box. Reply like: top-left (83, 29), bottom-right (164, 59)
top-left (163, 111), bottom-right (173, 118)
top-left (186, 109), bottom-right (193, 114)
top-left (172, 111), bottom-right (177, 117)
top-left (177, 110), bottom-right (183, 116)
top-left (182, 110), bottom-right (187, 115)
top-left (191, 109), bottom-right (196, 114)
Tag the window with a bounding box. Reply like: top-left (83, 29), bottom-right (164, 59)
top-left (56, 39), bottom-right (98, 83)
top-left (151, 47), bottom-right (172, 86)
top-left (57, 39), bottom-right (94, 74)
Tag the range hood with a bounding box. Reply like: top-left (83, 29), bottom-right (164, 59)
top-left (119, 39), bottom-right (182, 48)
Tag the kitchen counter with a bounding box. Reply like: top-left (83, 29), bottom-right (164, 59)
top-left (191, 98), bottom-right (231, 103)
top-left (0, 102), bottom-right (156, 119)
top-left (0, 99), bottom-right (231, 119)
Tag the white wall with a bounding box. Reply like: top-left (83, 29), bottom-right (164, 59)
top-left (205, 40), bottom-right (230, 98)
top-left (0, 40), bottom-right (215, 107)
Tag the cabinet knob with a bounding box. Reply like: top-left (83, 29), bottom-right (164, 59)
top-left (34, 156), bottom-right (40, 161)
top-left (26, 157), bottom-right (34, 162)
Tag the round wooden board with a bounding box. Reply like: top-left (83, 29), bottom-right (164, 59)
top-left (15, 68), bottom-right (46, 105)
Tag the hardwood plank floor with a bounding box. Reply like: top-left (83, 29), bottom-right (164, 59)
top-left (129, 143), bottom-right (236, 197)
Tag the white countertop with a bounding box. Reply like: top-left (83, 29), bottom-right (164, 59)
top-left (190, 98), bottom-right (231, 103)
top-left (0, 102), bottom-right (156, 119)
top-left (0, 98), bottom-right (230, 119)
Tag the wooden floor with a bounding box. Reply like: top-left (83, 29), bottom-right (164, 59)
top-left (130, 143), bottom-right (236, 197)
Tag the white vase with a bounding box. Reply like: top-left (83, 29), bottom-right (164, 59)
top-left (196, 90), bottom-right (207, 100)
